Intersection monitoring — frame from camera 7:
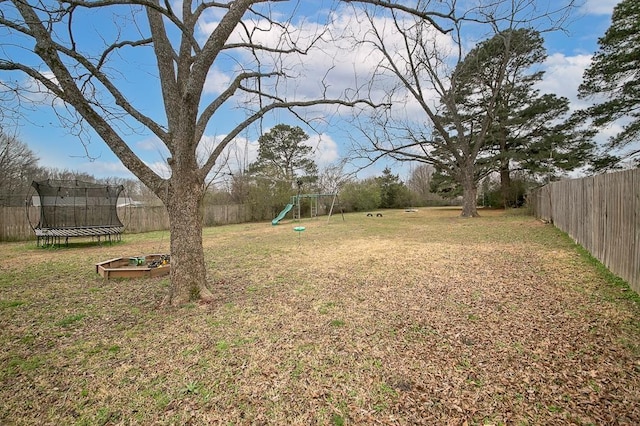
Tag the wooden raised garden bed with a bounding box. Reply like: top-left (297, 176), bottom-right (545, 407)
top-left (96, 254), bottom-right (170, 279)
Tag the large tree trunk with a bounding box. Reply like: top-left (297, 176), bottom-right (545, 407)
top-left (499, 129), bottom-right (512, 208)
top-left (460, 170), bottom-right (479, 218)
top-left (500, 162), bottom-right (512, 208)
top-left (164, 175), bottom-right (213, 306)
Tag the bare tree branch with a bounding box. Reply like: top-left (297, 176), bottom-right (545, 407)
top-left (343, 0), bottom-right (455, 33)
top-left (199, 94), bottom-right (382, 180)
top-left (347, 0), bottom-right (578, 216)
top-left (64, 0), bottom-right (202, 53)
top-left (195, 70), bottom-right (281, 141)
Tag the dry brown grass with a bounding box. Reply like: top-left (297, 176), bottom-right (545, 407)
top-left (1, 208), bottom-right (639, 425)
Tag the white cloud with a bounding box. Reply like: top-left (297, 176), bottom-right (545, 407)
top-left (196, 5), bottom-right (453, 114)
top-left (537, 51), bottom-right (636, 156)
top-left (75, 134), bottom-right (257, 180)
top-left (304, 133), bottom-right (340, 166)
top-left (597, 122), bottom-right (623, 141)
top-left (537, 53), bottom-right (592, 110)
top-left (74, 158), bottom-right (172, 180)
top-left (233, 137), bottom-right (260, 168)
top-left (196, 134), bottom-right (223, 166)
top-left (196, 128), bottom-right (341, 174)
top-left (136, 136), bottom-right (166, 152)
top-left (203, 67), bottom-right (232, 95)
top-left (76, 160), bottom-right (134, 178)
top-left (580, 0), bottom-right (618, 16)
top-left (147, 160), bottom-right (171, 179)
top-left (19, 71), bottom-right (62, 105)
top-left (197, 134), bottom-right (260, 172)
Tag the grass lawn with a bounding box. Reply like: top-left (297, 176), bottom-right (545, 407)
top-left (1, 207), bottom-right (639, 425)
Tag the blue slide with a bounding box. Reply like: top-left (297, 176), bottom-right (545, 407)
top-left (272, 203), bottom-right (294, 225)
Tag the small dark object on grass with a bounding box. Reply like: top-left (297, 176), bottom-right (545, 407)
top-left (376, 213), bottom-right (383, 217)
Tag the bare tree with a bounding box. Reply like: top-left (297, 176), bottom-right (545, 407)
top-left (317, 160), bottom-right (353, 195)
top-left (406, 163), bottom-right (440, 205)
top-left (0, 0), bottom-right (381, 305)
top-left (347, 0), bottom-right (576, 217)
top-left (0, 131), bottom-right (40, 204)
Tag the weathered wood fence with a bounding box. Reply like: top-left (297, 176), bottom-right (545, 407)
top-left (529, 168), bottom-right (639, 294)
top-left (0, 204), bottom-right (249, 242)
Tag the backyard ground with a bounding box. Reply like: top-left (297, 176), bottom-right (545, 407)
top-left (0, 208), bottom-right (639, 425)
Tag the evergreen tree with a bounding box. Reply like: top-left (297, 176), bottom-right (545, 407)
top-left (248, 124), bottom-right (318, 186)
top-left (429, 167), bottom-right (463, 200)
top-left (436, 29), bottom-right (596, 206)
top-left (375, 167), bottom-right (411, 208)
top-left (340, 178), bottom-right (381, 212)
top-left (460, 29), bottom-right (594, 206)
top-left (578, 0), bottom-right (640, 161)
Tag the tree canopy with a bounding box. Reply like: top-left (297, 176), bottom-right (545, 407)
top-left (349, 0), bottom-right (578, 217)
top-left (578, 0), bottom-right (640, 161)
top-left (248, 124), bottom-right (317, 186)
top-left (461, 29), bottom-right (595, 205)
top-left (375, 167), bottom-right (411, 209)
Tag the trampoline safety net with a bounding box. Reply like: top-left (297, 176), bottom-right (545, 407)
top-left (30, 179), bottom-right (125, 245)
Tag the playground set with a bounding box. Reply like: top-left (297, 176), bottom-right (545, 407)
top-left (272, 192), bottom-right (343, 225)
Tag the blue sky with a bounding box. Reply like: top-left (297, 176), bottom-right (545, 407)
top-left (3, 0), bottom-right (623, 183)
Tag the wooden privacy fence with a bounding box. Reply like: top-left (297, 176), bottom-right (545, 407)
top-left (0, 204), bottom-right (249, 242)
top-left (529, 168), bottom-right (639, 294)
top-left (0, 206), bottom-right (33, 242)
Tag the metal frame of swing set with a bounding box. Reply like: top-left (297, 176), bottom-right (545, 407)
top-left (272, 192), bottom-right (344, 224)
top-left (290, 193), bottom-right (337, 221)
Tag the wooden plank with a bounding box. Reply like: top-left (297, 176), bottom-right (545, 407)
top-left (633, 169), bottom-right (640, 294)
top-left (150, 265), bottom-right (171, 278)
top-left (582, 177), bottom-right (594, 253)
top-left (616, 170), bottom-right (633, 285)
top-left (608, 171), bottom-right (625, 274)
top-left (95, 257), bottom-right (128, 275)
top-left (528, 169), bottom-right (638, 294)
top-left (592, 174), bottom-right (606, 263)
top-left (95, 254), bottom-right (170, 279)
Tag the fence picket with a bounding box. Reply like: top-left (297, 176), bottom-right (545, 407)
top-left (0, 204), bottom-right (249, 242)
top-left (530, 168), bottom-right (639, 294)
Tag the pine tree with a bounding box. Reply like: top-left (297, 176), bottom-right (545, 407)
top-left (248, 124), bottom-right (318, 186)
top-left (578, 0), bottom-right (640, 160)
top-left (439, 29), bottom-right (596, 206)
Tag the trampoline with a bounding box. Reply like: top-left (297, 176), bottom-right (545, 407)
top-left (28, 179), bottom-right (125, 246)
